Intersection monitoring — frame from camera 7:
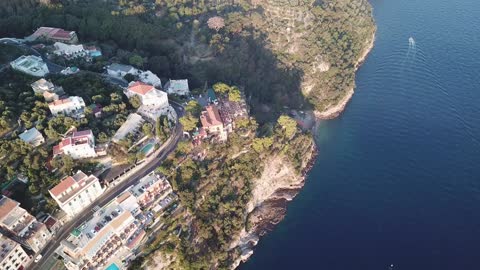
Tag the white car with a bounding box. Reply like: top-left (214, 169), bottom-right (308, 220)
top-left (34, 254), bottom-right (42, 263)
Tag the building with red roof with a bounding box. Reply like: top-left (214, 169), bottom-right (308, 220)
top-left (200, 105), bottom-right (225, 136)
top-left (27, 27), bottom-right (78, 44)
top-left (49, 171), bottom-right (104, 218)
top-left (48, 96), bottom-right (85, 118)
top-left (0, 196), bottom-right (52, 253)
top-left (53, 130), bottom-right (97, 159)
top-left (125, 81), bottom-right (169, 108)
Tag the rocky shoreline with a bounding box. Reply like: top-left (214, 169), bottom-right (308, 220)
top-left (314, 30), bottom-right (377, 120)
top-left (230, 31), bottom-right (376, 269)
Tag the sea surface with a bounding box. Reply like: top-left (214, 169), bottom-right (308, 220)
top-left (241, 0), bottom-right (480, 269)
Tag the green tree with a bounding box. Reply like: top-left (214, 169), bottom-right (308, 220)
top-left (252, 137), bottom-right (273, 153)
top-left (51, 155), bottom-right (74, 175)
top-left (129, 54), bottom-right (144, 68)
top-left (179, 115), bottom-right (198, 132)
top-left (142, 123), bottom-right (154, 137)
top-left (129, 95), bottom-right (142, 109)
top-left (185, 100), bottom-right (202, 117)
top-left (228, 87), bottom-right (241, 102)
top-left (92, 95), bottom-right (106, 104)
top-left (277, 115), bottom-right (297, 138)
top-left (212, 82), bottom-right (231, 95)
top-left (124, 73), bottom-right (136, 82)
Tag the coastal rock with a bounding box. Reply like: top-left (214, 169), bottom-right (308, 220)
top-left (230, 144), bottom-right (316, 269)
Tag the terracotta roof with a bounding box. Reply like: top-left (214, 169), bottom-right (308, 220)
top-left (0, 196), bottom-right (19, 221)
top-left (50, 176), bottom-right (76, 197)
top-left (49, 98), bottom-right (71, 107)
top-left (53, 137), bottom-right (72, 155)
top-left (200, 105), bottom-right (223, 128)
top-left (51, 29), bottom-right (73, 39)
top-left (73, 130), bottom-right (93, 138)
top-left (128, 81), bottom-right (154, 95)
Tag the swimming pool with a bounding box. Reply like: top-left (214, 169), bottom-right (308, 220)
top-left (105, 263), bottom-right (120, 270)
top-left (140, 143), bottom-right (154, 155)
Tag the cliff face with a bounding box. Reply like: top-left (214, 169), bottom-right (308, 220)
top-left (230, 140), bottom-right (317, 268)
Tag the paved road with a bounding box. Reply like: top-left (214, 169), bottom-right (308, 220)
top-left (31, 102), bottom-right (184, 270)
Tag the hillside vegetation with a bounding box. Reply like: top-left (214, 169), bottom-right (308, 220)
top-left (0, 0), bottom-right (374, 268)
top-left (0, 0), bottom-right (374, 119)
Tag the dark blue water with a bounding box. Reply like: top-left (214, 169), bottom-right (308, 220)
top-left (242, 0), bottom-right (480, 269)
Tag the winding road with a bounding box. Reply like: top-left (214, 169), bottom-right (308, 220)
top-left (31, 102), bottom-right (184, 270)
top-left (1, 37), bottom-right (186, 269)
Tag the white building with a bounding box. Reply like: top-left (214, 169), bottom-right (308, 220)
top-left (164, 79), bottom-right (190, 96)
top-left (48, 96), bottom-right (85, 118)
top-left (0, 196), bottom-right (52, 253)
top-left (138, 70), bottom-right (162, 88)
top-left (31, 78), bottom-right (54, 94)
top-left (10, 55), bottom-right (49, 77)
top-left (19, 127), bottom-right (45, 147)
top-left (112, 113), bottom-right (145, 143)
top-left (0, 234), bottom-right (31, 270)
top-left (125, 81), bottom-right (169, 109)
top-left (49, 171), bottom-right (104, 218)
top-left (57, 193), bottom-right (144, 270)
top-left (53, 130), bottom-right (97, 159)
top-left (127, 172), bottom-right (172, 208)
top-left (53, 42), bottom-right (86, 58)
top-left (31, 78), bottom-right (62, 102)
top-left (106, 63), bottom-right (138, 78)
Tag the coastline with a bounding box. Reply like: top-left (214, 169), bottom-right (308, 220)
top-left (231, 30), bottom-right (376, 269)
top-left (314, 30), bottom-right (376, 120)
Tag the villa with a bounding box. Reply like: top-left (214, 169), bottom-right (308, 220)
top-left (124, 81), bottom-right (175, 121)
top-left (125, 81), bottom-right (169, 108)
top-left (200, 105), bottom-right (227, 140)
top-left (53, 42), bottom-right (86, 58)
top-left (27, 27), bottom-right (78, 44)
top-left (18, 127), bottom-right (45, 147)
top-left (10, 55), bottom-right (49, 77)
top-left (31, 78), bottom-right (63, 101)
top-left (164, 79), bottom-right (190, 96)
top-left (48, 96), bottom-right (86, 118)
top-left (31, 78), bottom-right (55, 94)
top-left (53, 130), bottom-right (97, 159)
top-left (49, 171), bottom-right (104, 218)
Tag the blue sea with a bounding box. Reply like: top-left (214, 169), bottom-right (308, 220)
top-left (241, 0), bottom-right (480, 269)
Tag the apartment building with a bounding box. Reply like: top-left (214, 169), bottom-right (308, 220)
top-left (49, 171), bottom-right (104, 218)
top-left (0, 234), bottom-right (30, 270)
top-left (0, 197), bottom-right (52, 253)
